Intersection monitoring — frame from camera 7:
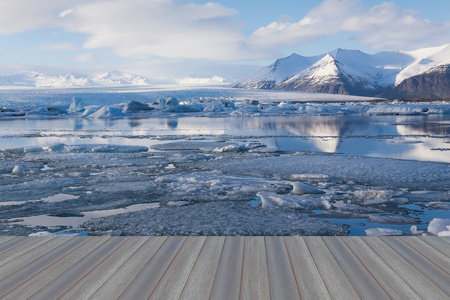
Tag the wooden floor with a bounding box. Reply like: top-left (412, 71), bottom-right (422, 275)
top-left (0, 236), bottom-right (448, 299)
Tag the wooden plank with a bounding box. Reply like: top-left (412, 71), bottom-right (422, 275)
top-left (179, 236), bottom-right (225, 300)
top-left (284, 237), bottom-right (330, 299)
top-left (240, 236), bottom-right (270, 300)
top-left (342, 237), bottom-right (420, 299)
top-left (28, 237), bottom-right (124, 299)
top-left (362, 237), bottom-right (449, 299)
top-left (3, 237), bottom-right (112, 299)
top-left (59, 237), bottom-right (148, 300)
top-left (0, 237), bottom-right (75, 282)
top-left (118, 236), bottom-right (186, 299)
top-left (89, 237), bottom-right (167, 299)
top-left (0, 237), bottom-right (50, 266)
top-left (400, 237), bottom-right (450, 272)
top-left (381, 236), bottom-right (450, 295)
top-left (323, 236), bottom-right (389, 299)
top-left (418, 237), bottom-right (450, 258)
top-left (0, 236), bottom-right (17, 247)
top-left (209, 237), bottom-right (244, 300)
top-left (264, 236), bottom-right (300, 300)
top-left (150, 236), bottom-right (206, 300)
top-left (304, 237), bottom-right (360, 300)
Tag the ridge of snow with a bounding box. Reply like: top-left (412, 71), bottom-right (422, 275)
top-left (396, 44), bottom-right (450, 85)
top-left (234, 53), bottom-right (322, 87)
top-left (234, 44), bottom-right (450, 90)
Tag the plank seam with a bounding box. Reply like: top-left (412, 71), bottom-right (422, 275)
top-left (399, 237), bottom-right (450, 276)
top-left (58, 237), bottom-right (132, 299)
top-left (382, 236), bottom-right (450, 277)
top-left (418, 237), bottom-right (450, 258)
top-left (283, 237), bottom-right (302, 300)
top-left (87, 237), bottom-right (155, 298)
top-left (177, 236), bottom-right (210, 300)
top-left (238, 237), bottom-right (246, 300)
top-left (0, 237), bottom-right (55, 268)
top-left (3, 237), bottom-right (96, 299)
top-left (263, 237), bottom-right (271, 300)
top-left (148, 237), bottom-right (188, 300)
top-left (341, 237), bottom-right (403, 298)
top-left (208, 236), bottom-right (228, 300)
top-left (303, 237), bottom-right (332, 298)
top-left (364, 237), bottom-right (444, 298)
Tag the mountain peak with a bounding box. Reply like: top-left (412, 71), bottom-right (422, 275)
top-left (232, 44), bottom-right (450, 98)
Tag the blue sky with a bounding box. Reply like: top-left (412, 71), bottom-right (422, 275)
top-left (1, 0), bottom-right (449, 82)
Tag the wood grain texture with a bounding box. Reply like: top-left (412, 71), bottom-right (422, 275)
top-left (240, 236), bottom-right (270, 300)
top-left (381, 236), bottom-right (450, 295)
top-left (284, 237), bottom-right (330, 299)
top-left (265, 236), bottom-right (300, 300)
top-left (398, 237), bottom-right (450, 274)
top-left (3, 237), bottom-right (111, 300)
top-left (323, 236), bottom-right (389, 299)
top-left (418, 236), bottom-right (450, 258)
top-left (0, 237), bottom-right (76, 283)
top-left (0, 237), bottom-right (50, 267)
top-left (118, 236), bottom-right (186, 299)
top-left (150, 236), bottom-right (206, 300)
top-left (342, 237), bottom-right (420, 300)
top-left (59, 237), bottom-right (147, 300)
top-left (209, 237), bottom-right (245, 300)
top-left (362, 237), bottom-right (449, 299)
top-left (179, 236), bottom-right (225, 300)
top-left (0, 236), bottom-right (448, 300)
top-left (304, 236), bottom-right (360, 300)
top-left (89, 236), bottom-right (167, 299)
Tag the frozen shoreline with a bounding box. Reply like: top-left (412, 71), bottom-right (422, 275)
top-left (0, 87), bottom-right (449, 236)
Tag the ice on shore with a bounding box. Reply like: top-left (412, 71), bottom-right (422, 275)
top-left (1, 87), bottom-right (450, 119)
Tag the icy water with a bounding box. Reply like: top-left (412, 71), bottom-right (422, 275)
top-left (1, 114), bottom-right (449, 236)
top-left (1, 114), bottom-right (449, 162)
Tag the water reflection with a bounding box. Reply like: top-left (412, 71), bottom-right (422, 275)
top-left (1, 115), bottom-right (449, 162)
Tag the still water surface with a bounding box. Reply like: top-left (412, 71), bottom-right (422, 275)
top-left (1, 114), bottom-right (449, 162)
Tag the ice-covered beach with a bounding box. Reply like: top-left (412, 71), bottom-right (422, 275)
top-left (0, 86), bottom-right (449, 236)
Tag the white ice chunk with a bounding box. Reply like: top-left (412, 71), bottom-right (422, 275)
top-left (428, 218), bottom-right (450, 236)
top-left (68, 97), bottom-right (85, 113)
top-left (291, 182), bottom-right (325, 195)
top-left (353, 190), bottom-right (395, 205)
top-left (257, 191), bottom-right (328, 209)
top-left (12, 165), bottom-right (29, 174)
top-left (410, 225), bottom-right (424, 235)
top-left (365, 228), bottom-right (403, 236)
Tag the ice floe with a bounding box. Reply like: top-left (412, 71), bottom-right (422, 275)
top-left (427, 218), bottom-right (450, 236)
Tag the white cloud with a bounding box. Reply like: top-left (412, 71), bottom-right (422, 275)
top-left (0, 0), bottom-right (449, 63)
top-left (0, 1), bottom-right (85, 34)
top-left (73, 53), bottom-right (99, 62)
top-left (250, 0), bottom-right (450, 50)
top-left (60, 0), bottom-right (262, 60)
top-left (39, 43), bottom-right (77, 51)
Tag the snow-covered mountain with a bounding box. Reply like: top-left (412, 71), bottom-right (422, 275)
top-left (0, 71), bottom-right (151, 88)
top-left (231, 53), bottom-right (321, 89)
top-left (233, 44), bottom-right (450, 98)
